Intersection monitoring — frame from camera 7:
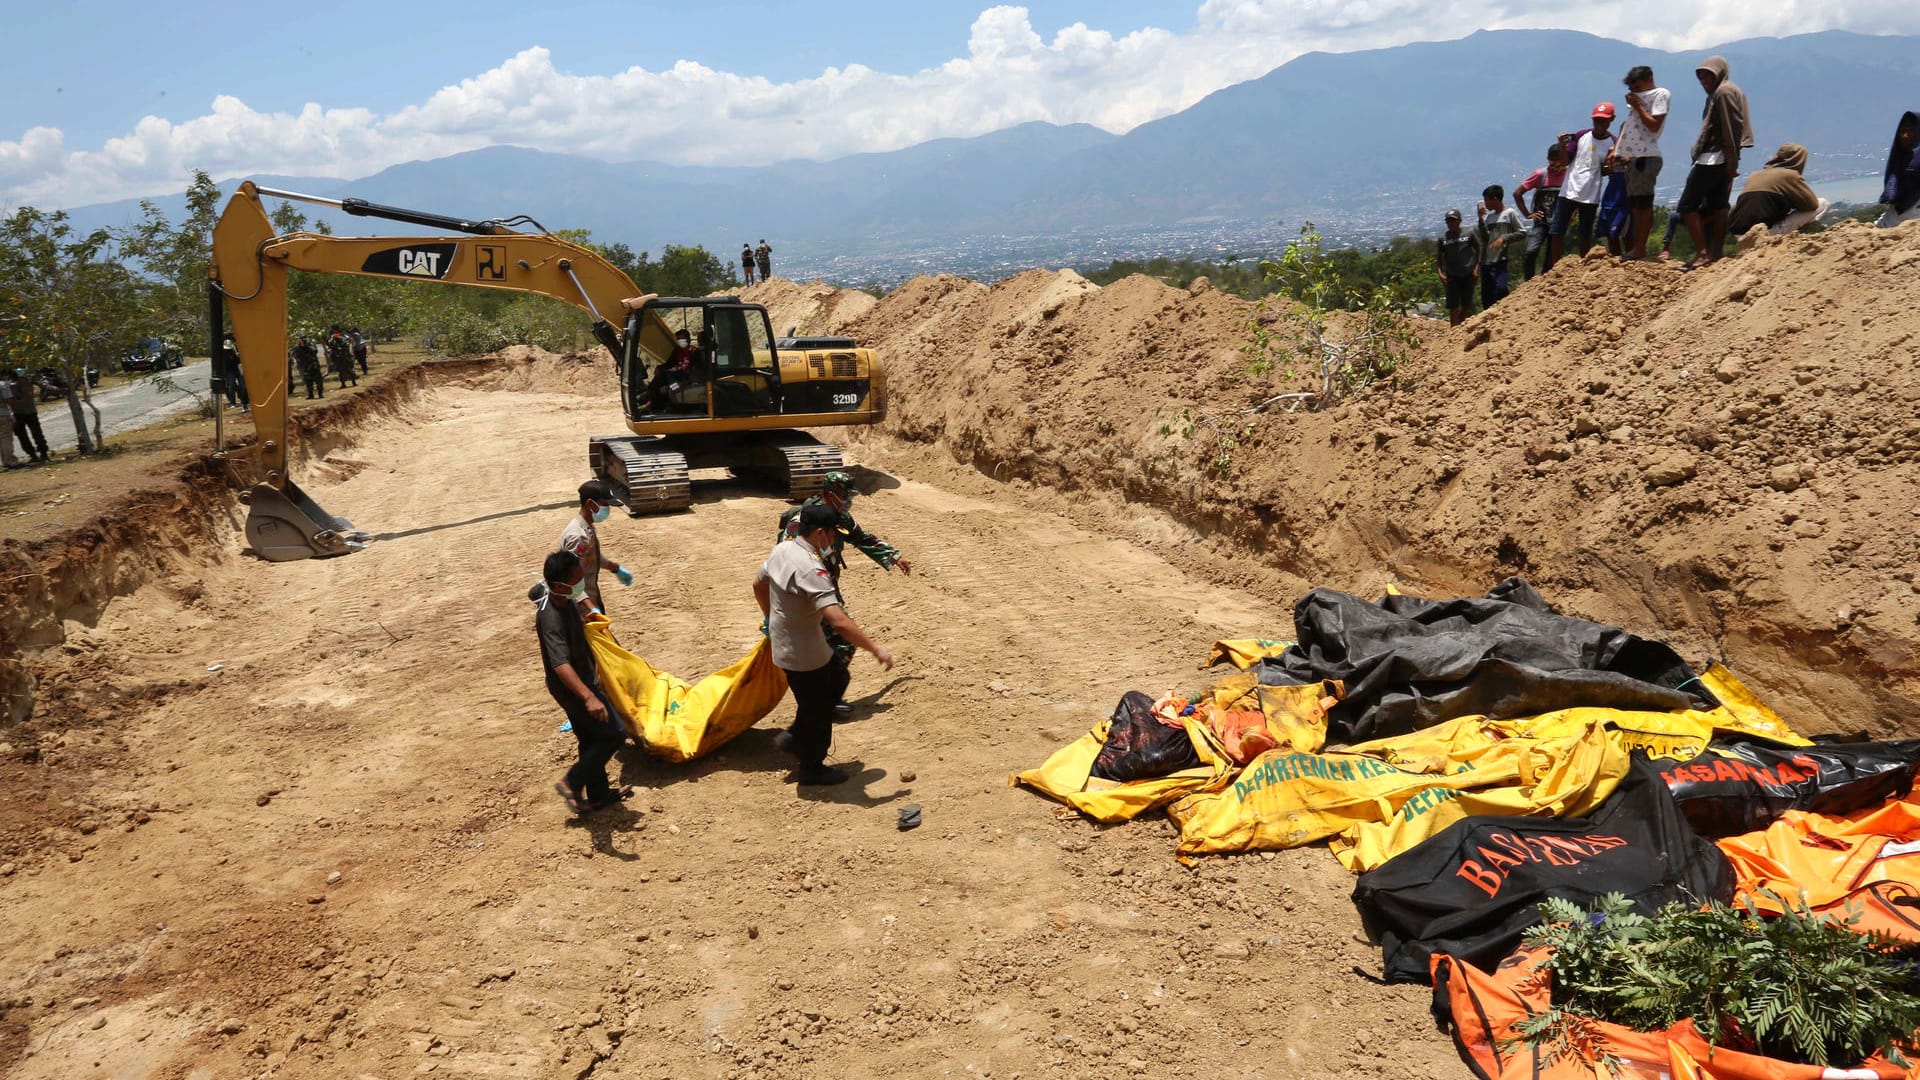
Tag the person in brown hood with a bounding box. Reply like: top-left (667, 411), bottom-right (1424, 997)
top-left (1676, 55), bottom-right (1755, 270)
top-left (1727, 143), bottom-right (1826, 238)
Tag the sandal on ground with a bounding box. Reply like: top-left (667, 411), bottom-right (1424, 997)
top-left (554, 782), bottom-right (587, 815)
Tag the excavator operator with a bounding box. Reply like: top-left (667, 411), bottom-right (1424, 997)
top-left (646, 329), bottom-right (707, 413)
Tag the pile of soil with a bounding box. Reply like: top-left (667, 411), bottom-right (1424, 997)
top-left (749, 279), bottom-right (879, 339)
top-left (747, 221), bottom-right (1920, 731)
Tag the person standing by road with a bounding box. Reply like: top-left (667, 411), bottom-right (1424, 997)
top-left (558, 479), bottom-right (635, 616)
top-left (1550, 104), bottom-right (1618, 265)
top-left (1614, 66), bottom-right (1671, 260)
top-left (6, 368), bottom-right (48, 464)
top-left (777, 471), bottom-right (912, 715)
top-left (1515, 144), bottom-right (1568, 278)
top-left (534, 549), bottom-right (631, 815)
top-left (755, 240), bottom-right (772, 282)
top-left (740, 244), bottom-right (756, 286)
top-left (755, 502), bottom-right (894, 787)
top-left (0, 371), bottom-right (21, 469)
top-left (1678, 55), bottom-right (1754, 271)
top-left (219, 336), bottom-right (250, 412)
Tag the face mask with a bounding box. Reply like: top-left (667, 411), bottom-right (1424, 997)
top-left (568, 580), bottom-right (587, 602)
top-left (592, 505), bottom-right (610, 523)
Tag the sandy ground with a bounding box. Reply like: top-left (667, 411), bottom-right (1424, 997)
top-left (0, 377), bottom-right (1461, 1079)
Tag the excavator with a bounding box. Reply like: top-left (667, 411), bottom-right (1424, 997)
top-left (208, 182), bottom-right (885, 562)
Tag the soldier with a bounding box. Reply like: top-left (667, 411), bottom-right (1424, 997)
top-left (349, 327), bottom-right (370, 374)
top-left (325, 324), bottom-right (357, 389)
top-left (293, 336), bottom-right (325, 399)
top-left (755, 239), bottom-right (772, 282)
top-left (776, 471), bottom-right (911, 714)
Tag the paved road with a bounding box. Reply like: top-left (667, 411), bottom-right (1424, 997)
top-left (38, 361), bottom-right (222, 452)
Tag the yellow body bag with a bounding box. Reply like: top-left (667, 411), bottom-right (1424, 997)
top-left (585, 618), bottom-right (789, 763)
top-left (1167, 718), bottom-right (1628, 862)
top-left (1206, 639), bottom-right (1293, 670)
top-left (1011, 718), bottom-right (1234, 824)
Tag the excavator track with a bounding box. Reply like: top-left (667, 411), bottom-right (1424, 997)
top-left (590, 436), bottom-right (692, 515)
top-left (761, 434), bottom-right (844, 501)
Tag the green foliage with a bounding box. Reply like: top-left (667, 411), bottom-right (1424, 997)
top-left (0, 206), bottom-right (149, 451)
top-left (1517, 893), bottom-right (1920, 1070)
top-left (1082, 236), bottom-right (1443, 309)
top-left (1246, 225), bottom-right (1422, 410)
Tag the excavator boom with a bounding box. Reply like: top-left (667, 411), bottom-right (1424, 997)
top-left (210, 182), bottom-right (640, 561)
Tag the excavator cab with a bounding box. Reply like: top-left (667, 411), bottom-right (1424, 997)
top-left (623, 298), bottom-right (782, 420)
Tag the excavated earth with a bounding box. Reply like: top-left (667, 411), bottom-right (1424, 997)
top-left (0, 223), bottom-right (1917, 1079)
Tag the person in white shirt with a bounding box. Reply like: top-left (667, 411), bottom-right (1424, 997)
top-left (1549, 104), bottom-right (1618, 266)
top-left (1613, 66), bottom-right (1670, 260)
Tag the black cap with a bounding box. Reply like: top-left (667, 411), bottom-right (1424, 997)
top-left (797, 503), bottom-right (839, 533)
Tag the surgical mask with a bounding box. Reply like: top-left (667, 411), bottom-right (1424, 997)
top-left (569, 580), bottom-right (587, 602)
top-left (592, 505), bottom-right (610, 523)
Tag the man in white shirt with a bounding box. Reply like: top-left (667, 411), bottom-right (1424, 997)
top-left (1549, 104), bottom-right (1618, 266)
top-left (1614, 66), bottom-right (1670, 260)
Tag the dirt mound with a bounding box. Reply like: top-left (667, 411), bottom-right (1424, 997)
top-left (825, 226), bottom-right (1920, 732)
top-left (740, 279), bottom-right (878, 338)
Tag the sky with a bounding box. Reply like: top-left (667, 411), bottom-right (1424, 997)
top-left (3, 0), bottom-right (1916, 208)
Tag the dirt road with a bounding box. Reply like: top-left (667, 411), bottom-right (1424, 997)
top-left (0, 376), bottom-right (1460, 1078)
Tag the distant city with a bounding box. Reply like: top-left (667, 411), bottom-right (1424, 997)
top-left (777, 165), bottom-right (1890, 289)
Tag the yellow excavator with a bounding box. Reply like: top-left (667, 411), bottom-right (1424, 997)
top-left (209, 182), bottom-right (884, 562)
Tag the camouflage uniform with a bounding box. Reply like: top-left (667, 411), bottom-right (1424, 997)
top-left (775, 480), bottom-right (903, 663)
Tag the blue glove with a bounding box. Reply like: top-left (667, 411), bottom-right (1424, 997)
top-left (759, 619), bottom-right (769, 638)
top-left (614, 566), bottom-right (633, 587)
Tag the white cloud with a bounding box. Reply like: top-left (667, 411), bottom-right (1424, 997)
top-left (5, 0), bottom-right (1916, 207)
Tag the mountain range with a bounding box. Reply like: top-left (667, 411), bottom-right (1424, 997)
top-left (55, 29), bottom-right (1917, 278)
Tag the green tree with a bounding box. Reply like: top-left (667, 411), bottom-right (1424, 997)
top-left (119, 169), bottom-right (222, 349)
top-left (652, 244), bottom-right (737, 296)
top-left (0, 208), bottom-right (147, 451)
top-left (1247, 225), bottom-right (1422, 409)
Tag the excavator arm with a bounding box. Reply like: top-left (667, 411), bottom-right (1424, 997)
top-left (209, 182), bottom-right (643, 561)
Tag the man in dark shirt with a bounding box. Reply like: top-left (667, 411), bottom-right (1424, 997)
top-left (534, 549), bottom-right (629, 814)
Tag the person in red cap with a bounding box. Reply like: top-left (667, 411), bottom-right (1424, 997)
top-left (1549, 103), bottom-right (1618, 265)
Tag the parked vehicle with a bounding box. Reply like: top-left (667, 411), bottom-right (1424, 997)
top-left (122, 336), bottom-right (185, 373)
top-left (35, 365), bottom-right (102, 401)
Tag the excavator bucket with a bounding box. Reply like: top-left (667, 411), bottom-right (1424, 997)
top-left (240, 480), bottom-right (366, 562)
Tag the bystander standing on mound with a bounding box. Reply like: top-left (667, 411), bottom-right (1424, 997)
top-left (755, 239), bottom-right (772, 282)
top-left (1551, 104), bottom-right (1618, 264)
top-left (1878, 111), bottom-right (1920, 229)
top-left (1727, 144), bottom-right (1827, 240)
top-left (1613, 65), bottom-right (1670, 260)
top-left (1678, 55), bottom-right (1754, 271)
top-left (741, 243), bottom-right (756, 286)
top-left (1436, 209), bottom-right (1481, 326)
top-left (1475, 186), bottom-right (1526, 309)
top-left (1515, 144), bottom-right (1568, 278)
